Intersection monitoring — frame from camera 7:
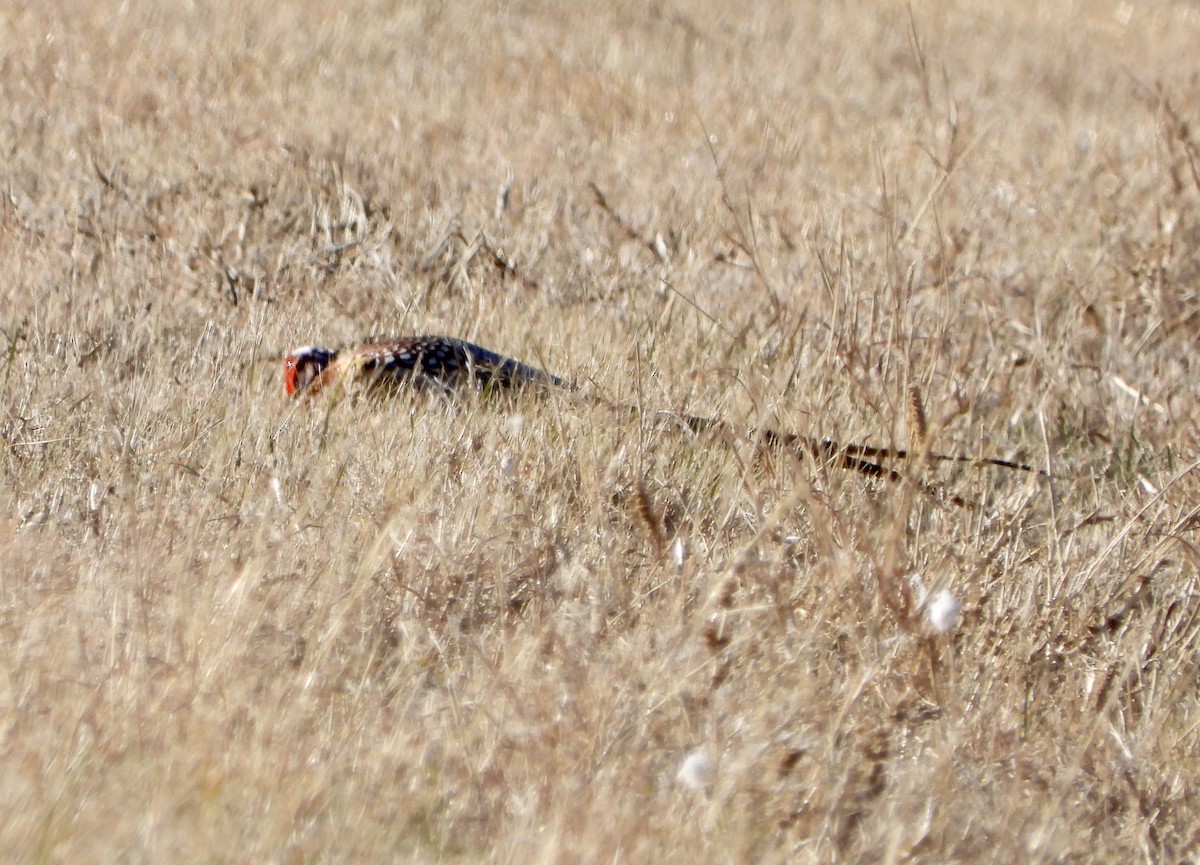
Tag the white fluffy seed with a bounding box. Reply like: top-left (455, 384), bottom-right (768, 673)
top-left (925, 589), bottom-right (962, 633)
top-left (671, 536), bottom-right (686, 568)
top-left (676, 748), bottom-right (715, 792)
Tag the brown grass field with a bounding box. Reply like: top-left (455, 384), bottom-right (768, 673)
top-left (3, 0), bottom-right (1200, 861)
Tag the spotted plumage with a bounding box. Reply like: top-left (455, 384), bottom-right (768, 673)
top-left (283, 335), bottom-right (564, 398)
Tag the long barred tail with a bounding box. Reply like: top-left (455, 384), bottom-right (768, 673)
top-left (655, 409), bottom-right (1046, 483)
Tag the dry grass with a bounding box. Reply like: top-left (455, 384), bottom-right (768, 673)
top-left (4, 0), bottom-right (1200, 861)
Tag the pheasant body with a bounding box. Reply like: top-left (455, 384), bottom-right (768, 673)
top-left (284, 335), bottom-right (564, 398)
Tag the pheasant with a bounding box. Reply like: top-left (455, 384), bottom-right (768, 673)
top-left (283, 335), bottom-right (1042, 487)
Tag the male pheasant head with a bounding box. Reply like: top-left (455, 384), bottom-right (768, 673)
top-left (283, 346), bottom-right (337, 396)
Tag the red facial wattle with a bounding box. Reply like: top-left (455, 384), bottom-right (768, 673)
top-left (283, 356), bottom-right (300, 397)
